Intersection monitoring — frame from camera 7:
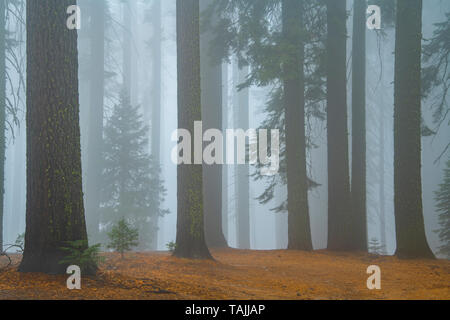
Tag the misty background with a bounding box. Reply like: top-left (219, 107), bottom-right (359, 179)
top-left (2, 0), bottom-right (448, 255)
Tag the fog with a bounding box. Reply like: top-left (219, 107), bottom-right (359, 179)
top-left (2, 0), bottom-right (448, 256)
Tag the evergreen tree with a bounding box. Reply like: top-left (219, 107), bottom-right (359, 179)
top-left (206, 0), bottom-right (326, 250)
top-left (200, 0), bottom-right (228, 248)
top-left (107, 217), bottom-right (139, 259)
top-left (100, 90), bottom-right (168, 251)
top-left (326, 0), bottom-right (352, 251)
top-left (19, 0), bottom-right (88, 274)
top-left (435, 160), bottom-right (450, 259)
top-left (174, 0), bottom-right (212, 259)
top-left (393, 0), bottom-right (434, 259)
top-left (350, 0), bottom-right (368, 251)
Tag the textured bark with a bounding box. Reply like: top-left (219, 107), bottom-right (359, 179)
top-left (200, 0), bottom-right (227, 248)
top-left (85, 0), bottom-right (105, 244)
top-left (150, 0), bottom-right (162, 250)
top-left (0, 0), bottom-right (5, 252)
top-left (350, 0), bottom-right (367, 251)
top-left (19, 0), bottom-right (88, 274)
top-left (393, 0), bottom-right (434, 259)
top-left (283, 0), bottom-right (312, 251)
top-left (174, 0), bottom-right (211, 259)
top-left (326, 0), bottom-right (352, 251)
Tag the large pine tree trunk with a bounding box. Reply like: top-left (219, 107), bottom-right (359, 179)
top-left (174, 0), bottom-right (211, 259)
top-left (200, 0), bottom-right (227, 248)
top-left (350, 0), bottom-right (367, 251)
top-left (326, 0), bottom-right (352, 251)
top-left (19, 0), bottom-right (88, 274)
top-left (150, 0), bottom-right (162, 251)
top-left (0, 0), bottom-right (6, 252)
top-left (282, 0), bottom-right (312, 251)
top-left (85, 0), bottom-right (105, 244)
top-left (393, 0), bottom-right (434, 259)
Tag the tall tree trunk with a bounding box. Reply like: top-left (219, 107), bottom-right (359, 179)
top-left (0, 0), bottom-right (6, 252)
top-left (19, 0), bottom-right (88, 274)
top-left (150, 0), bottom-right (162, 251)
top-left (222, 63), bottom-right (229, 242)
top-left (200, 0), bottom-right (227, 248)
top-left (174, 0), bottom-right (211, 259)
top-left (235, 65), bottom-right (250, 249)
top-left (122, 0), bottom-right (132, 97)
top-left (326, 0), bottom-right (352, 251)
top-left (85, 0), bottom-right (105, 244)
top-left (393, 0), bottom-right (434, 259)
top-left (283, 0), bottom-right (312, 251)
top-left (379, 104), bottom-right (386, 252)
top-left (350, 0), bottom-right (367, 251)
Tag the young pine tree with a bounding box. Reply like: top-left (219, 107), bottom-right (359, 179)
top-left (435, 160), bottom-right (450, 259)
top-left (107, 218), bottom-right (139, 259)
top-left (100, 90), bottom-right (168, 250)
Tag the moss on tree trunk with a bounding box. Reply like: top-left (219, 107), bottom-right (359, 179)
top-left (19, 0), bottom-right (88, 274)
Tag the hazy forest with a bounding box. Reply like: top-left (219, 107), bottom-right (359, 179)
top-left (0, 0), bottom-right (449, 300)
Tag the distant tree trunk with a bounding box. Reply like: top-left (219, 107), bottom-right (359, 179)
top-left (326, 0), bottom-right (352, 251)
top-left (236, 65), bottom-right (250, 249)
top-left (19, 0), bottom-right (88, 274)
top-left (0, 0), bottom-right (6, 252)
top-left (379, 104), bottom-right (386, 252)
top-left (122, 0), bottom-right (132, 97)
top-left (200, 0), bottom-right (227, 248)
top-left (222, 63), bottom-right (229, 242)
top-left (393, 0), bottom-right (434, 259)
top-left (350, 0), bottom-right (367, 251)
top-left (150, 0), bottom-right (162, 251)
top-left (282, 0), bottom-right (312, 251)
top-left (174, 0), bottom-right (211, 259)
top-left (85, 0), bottom-right (105, 244)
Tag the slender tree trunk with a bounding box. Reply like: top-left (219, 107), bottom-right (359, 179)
top-left (326, 0), bottom-right (352, 251)
top-left (122, 0), bottom-right (132, 97)
top-left (235, 65), bottom-right (250, 249)
top-left (222, 63), bottom-right (229, 242)
top-left (283, 0), bottom-right (312, 251)
top-left (350, 0), bottom-right (367, 251)
top-left (150, 0), bottom-right (162, 251)
top-left (19, 0), bottom-right (88, 274)
top-left (174, 0), bottom-right (211, 259)
top-left (393, 0), bottom-right (434, 259)
top-left (200, 0), bottom-right (227, 248)
top-left (0, 0), bottom-right (6, 252)
top-left (85, 0), bottom-right (105, 245)
top-left (379, 104), bottom-right (386, 253)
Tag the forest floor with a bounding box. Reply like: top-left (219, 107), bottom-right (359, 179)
top-left (0, 248), bottom-right (449, 300)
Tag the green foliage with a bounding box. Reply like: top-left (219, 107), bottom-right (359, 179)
top-left (434, 160), bottom-right (450, 259)
top-left (368, 238), bottom-right (386, 255)
top-left (204, 0), bottom-right (325, 212)
top-left (100, 89), bottom-right (168, 250)
top-left (166, 241), bottom-right (177, 253)
top-left (59, 240), bottom-right (103, 275)
top-left (107, 218), bottom-right (139, 258)
top-left (422, 13), bottom-right (449, 150)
